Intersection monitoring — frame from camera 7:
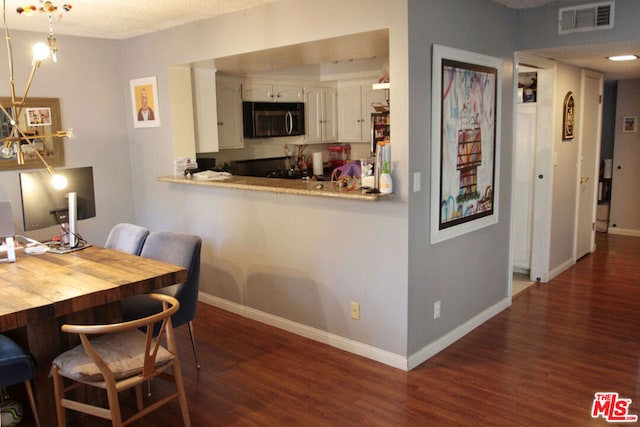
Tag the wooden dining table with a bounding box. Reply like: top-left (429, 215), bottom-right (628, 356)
top-left (0, 245), bottom-right (187, 426)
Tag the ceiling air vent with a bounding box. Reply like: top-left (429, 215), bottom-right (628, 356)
top-left (559, 1), bottom-right (614, 34)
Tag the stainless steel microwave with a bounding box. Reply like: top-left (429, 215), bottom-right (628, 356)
top-left (242, 101), bottom-right (305, 138)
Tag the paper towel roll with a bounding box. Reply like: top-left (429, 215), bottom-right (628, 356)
top-left (312, 152), bottom-right (323, 176)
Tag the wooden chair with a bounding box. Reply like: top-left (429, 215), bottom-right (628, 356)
top-left (51, 294), bottom-right (191, 427)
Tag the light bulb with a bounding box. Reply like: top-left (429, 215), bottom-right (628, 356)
top-left (32, 42), bottom-right (51, 62)
top-left (51, 174), bottom-right (68, 189)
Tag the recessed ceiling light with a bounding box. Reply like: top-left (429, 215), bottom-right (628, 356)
top-left (608, 55), bottom-right (638, 61)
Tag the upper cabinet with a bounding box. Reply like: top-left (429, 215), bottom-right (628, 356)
top-left (338, 80), bottom-right (388, 143)
top-left (304, 85), bottom-right (338, 144)
top-left (242, 81), bottom-right (304, 102)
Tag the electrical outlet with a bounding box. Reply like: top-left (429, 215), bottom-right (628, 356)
top-left (434, 300), bottom-right (441, 319)
top-left (351, 302), bottom-right (360, 320)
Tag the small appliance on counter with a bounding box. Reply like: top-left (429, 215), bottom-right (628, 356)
top-left (327, 143), bottom-right (351, 169)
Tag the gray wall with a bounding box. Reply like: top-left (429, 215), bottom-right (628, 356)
top-left (515, 0), bottom-right (640, 51)
top-left (0, 33), bottom-right (134, 245)
top-left (610, 79), bottom-right (640, 233)
top-left (406, 0), bottom-right (514, 356)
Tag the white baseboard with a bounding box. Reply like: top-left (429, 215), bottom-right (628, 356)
top-left (406, 297), bottom-right (511, 370)
top-left (198, 293), bottom-right (409, 371)
top-left (608, 228), bottom-right (640, 237)
top-left (199, 293), bottom-right (512, 372)
top-left (548, 257), bottom-right (575, 281)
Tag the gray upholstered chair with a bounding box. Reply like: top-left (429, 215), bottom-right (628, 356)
top-left (104, 223), bottom-right (149, 255)
top-left (121, 231), bottom-right (202, 369)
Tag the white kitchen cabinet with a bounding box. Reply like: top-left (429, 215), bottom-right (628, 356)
top-left (216, 76), bottom-right (244, 149)
top-left (338, 81), bottom-right (388, 143)
top-left (242, 81), bottom-right (303, 102)
top-left (305, 86), bottom-right (338, 144)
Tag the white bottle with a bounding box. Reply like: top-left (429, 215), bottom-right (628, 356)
top-left (379, 161), bottom-right (393, 194)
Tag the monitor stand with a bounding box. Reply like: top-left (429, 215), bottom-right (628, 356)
top-left (46, 191), bottom-right (92, 254)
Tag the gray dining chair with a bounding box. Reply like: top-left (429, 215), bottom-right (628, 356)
top-left (121, 231), bottom-right (202, 369)
top-left (104, 223), bottom-right (149, 255)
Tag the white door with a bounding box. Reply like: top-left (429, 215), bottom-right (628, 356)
top-left (575, 71), bottom-right (603, 259)
top-left (512, 103), bottom-right (537, 271)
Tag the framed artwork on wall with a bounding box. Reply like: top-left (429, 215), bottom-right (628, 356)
top-left (0, 97), bottom-right (65, 171)
top-left (430, 45), bottom-right (502, 244)
top-left (622, 116), bottom-right (637, 133)
top-left (562, 91), bottom-right (575, 140)
top-left (130, 76), bottom-right (161, 128)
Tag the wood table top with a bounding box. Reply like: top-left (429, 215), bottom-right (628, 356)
top-left (0, 245), bottom-right (187, 332)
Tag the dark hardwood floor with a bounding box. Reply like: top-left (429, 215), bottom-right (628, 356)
top-left (20, 233), bottom-right (640, 426)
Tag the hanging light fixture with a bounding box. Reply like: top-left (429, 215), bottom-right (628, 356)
top-left (0, 0), bottom-right (73, 185)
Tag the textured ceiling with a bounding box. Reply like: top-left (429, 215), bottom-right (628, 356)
top-left (2, 0), bottom-right (278, 40)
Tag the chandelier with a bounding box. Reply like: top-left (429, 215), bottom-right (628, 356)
top-left (0, 0), bottom-right (72, 187)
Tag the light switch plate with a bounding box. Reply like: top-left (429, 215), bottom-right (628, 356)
top-left (413, 172), bottom-right (421, 192)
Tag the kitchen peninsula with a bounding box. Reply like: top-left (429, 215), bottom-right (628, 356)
top-left (157, 174), bottom-right (393, 201)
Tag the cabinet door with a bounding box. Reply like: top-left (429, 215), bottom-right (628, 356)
top-left (274, 84), bottom-right (304, 102)
top-left (338, 86), bottom-right (365, 142)
top-left (217, 78), bottom-right (244, 149)
top-left (304, 87), bottom-right (323, 143)
top-left (242, 82), bottom-right (273, 101)
top-left (322, 87), bottom-right (338, 142)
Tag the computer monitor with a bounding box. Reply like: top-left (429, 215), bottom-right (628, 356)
top-left (19, 166), bottom-right (96, 249)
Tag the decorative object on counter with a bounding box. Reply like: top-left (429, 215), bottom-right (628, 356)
top-left (431, 45), bottom-right (500, 244)
top-left (331, 161), bottom-right (361, 191)
top-left (379, 161), bottom-right (393, 194)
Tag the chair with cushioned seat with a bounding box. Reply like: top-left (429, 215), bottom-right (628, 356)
top-left (121, 231), bottom-right (202, 369)
top-left (51, 293), bottom-right (191, 427)
top-left (104, 223), bottom-right (149, 255)
top-left (0, 334), bottom-right (40, 427)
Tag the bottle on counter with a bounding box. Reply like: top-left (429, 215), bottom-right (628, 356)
top-left (379, 161), bottom-right (393, 194)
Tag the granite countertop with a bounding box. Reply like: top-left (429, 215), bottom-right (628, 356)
top-left (157, 175), bottom-right (393, 201)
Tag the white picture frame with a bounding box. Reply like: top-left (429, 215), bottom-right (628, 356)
top-left (430, 45), bottom-right (502, 244)
top-left (130, 76), bottom-right (161, 128)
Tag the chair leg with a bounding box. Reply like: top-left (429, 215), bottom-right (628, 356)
top-left (187, 321), bottom-right (200, 369)
top-left (51, 365), bottom-right (66, 427)
top-left (24, 380), bottom-right (41, 427)
top-left (172, 361), bottom-right (191, 427)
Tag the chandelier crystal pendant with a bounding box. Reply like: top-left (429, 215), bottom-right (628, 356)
top-left (1, 0), bottom-right (72, 181)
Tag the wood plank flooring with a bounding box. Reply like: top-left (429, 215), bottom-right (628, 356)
top-left (20, 233), bottom-right (640, 426)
